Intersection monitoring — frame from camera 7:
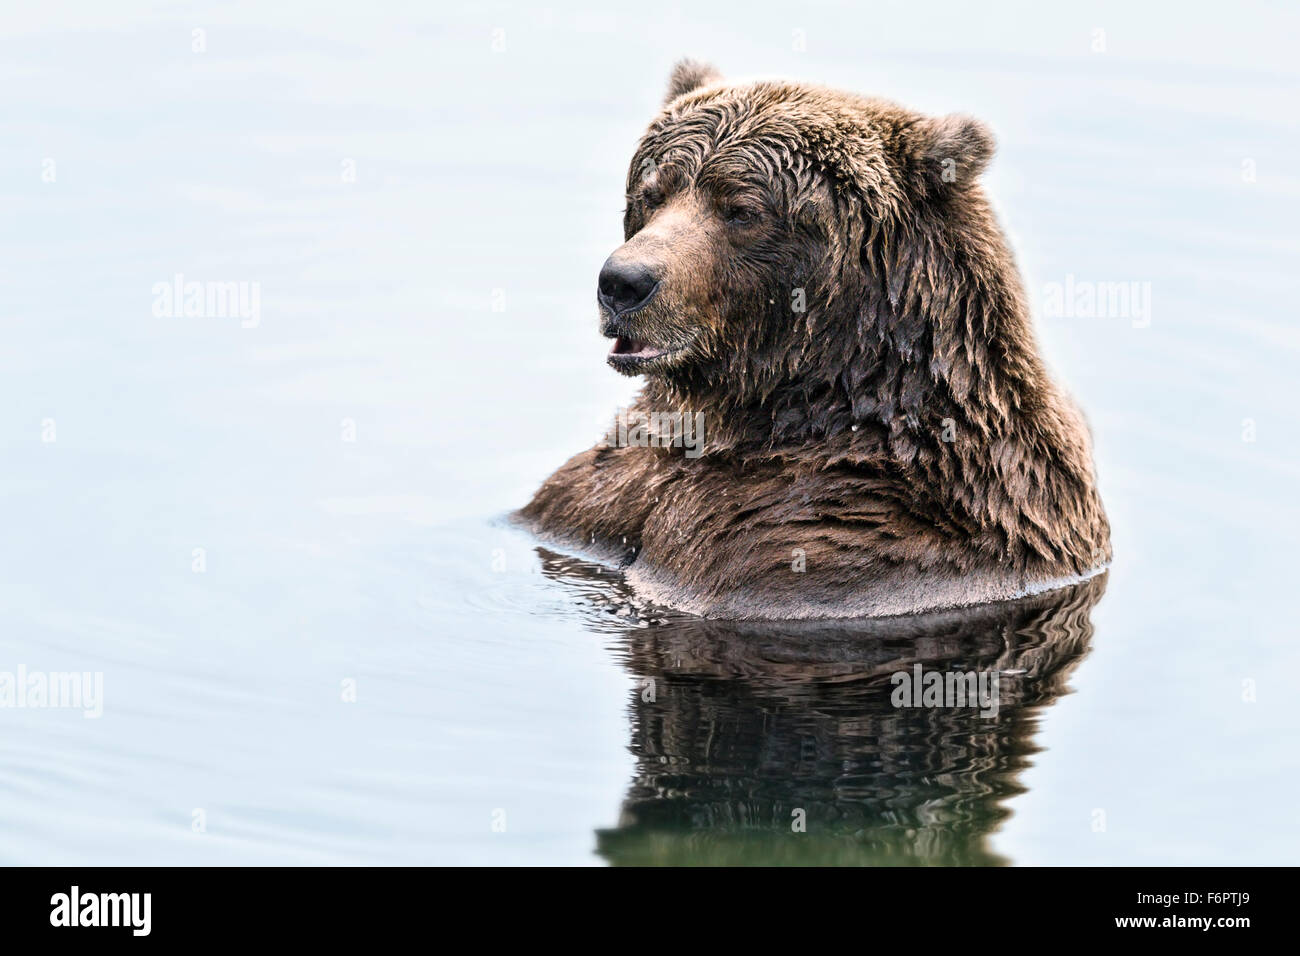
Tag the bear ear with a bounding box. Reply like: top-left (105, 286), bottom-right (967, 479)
top-left (664, 59), bottom-right (722, 105)
top-left (913, 114), bottom-right (995, 192)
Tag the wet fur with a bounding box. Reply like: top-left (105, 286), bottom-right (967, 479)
top-left (517, 63), bottom-right (1110, 620)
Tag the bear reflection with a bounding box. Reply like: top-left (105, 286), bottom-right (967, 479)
top-left (537, 549), bottom-right (1104, 866)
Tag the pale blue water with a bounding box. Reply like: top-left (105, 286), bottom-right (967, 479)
top-left (1, 1), bottom-right (1297, 864)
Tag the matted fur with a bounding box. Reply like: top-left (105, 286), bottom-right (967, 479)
top-left (517, 62), bottom-right (1110, 620)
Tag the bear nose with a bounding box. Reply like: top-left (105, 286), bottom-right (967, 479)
top-left (597, 257), bottom-right (660, 315)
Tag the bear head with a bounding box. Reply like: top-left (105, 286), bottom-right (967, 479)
top-left (598, 60), bottom-right (1029, 450)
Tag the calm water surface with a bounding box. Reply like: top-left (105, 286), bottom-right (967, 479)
top-left (1, 2), bottom-right (1297, 864)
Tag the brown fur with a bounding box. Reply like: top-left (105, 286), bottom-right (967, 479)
top-left (517, 62), bottom-right (1110, 619)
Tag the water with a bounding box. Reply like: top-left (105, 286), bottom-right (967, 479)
top-left (1, 1), bottom-right (1297, 865)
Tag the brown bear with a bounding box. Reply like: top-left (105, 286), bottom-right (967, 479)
top-left (517, 60), bottom-right (1110, 619)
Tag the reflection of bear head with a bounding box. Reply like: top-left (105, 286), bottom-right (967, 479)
top-left (601, 61), bottom-right (1037, 448)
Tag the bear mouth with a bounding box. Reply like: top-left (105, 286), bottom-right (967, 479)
top-left (607, 336), bottom-right (688, 374)
top-left (610, 336), bottom-right (670, 361)
top-left (605, 330), bottom-right (696, 374)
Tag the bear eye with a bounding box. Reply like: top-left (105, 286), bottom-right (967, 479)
top-left (624, 192), bottom-right (661, 230)
top-left (723, 205), bottom-right (759, 227)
